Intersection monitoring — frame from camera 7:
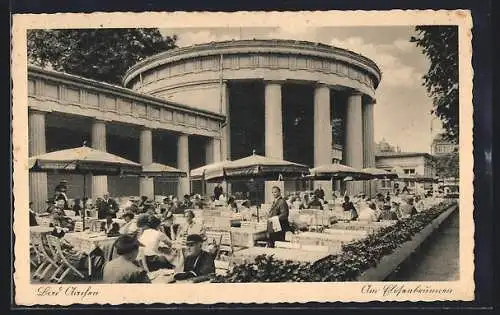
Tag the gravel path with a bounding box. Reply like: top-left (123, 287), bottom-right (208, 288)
top-left (390, 210), bottom-right (460, 281)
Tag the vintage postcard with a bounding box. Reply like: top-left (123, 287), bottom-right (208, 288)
top-left (12, 10), bottom-right (474, 305)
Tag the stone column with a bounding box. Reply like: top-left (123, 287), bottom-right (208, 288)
top-left (313, 84), bottom-right (333, 201)
top-left (264, 81), bottom-right (284, 203)
top-left (91, 119), bottom-right (108, 199)
top-left (177, 133), bottom-right (190, 198)
top-left (212, 138), bottom-right (222, 163)
top-left (345, 92), bottom-right (364, 196)
top-left (220, 82), bottom-right (231, 161)
top-left (204, 138), bottom-right (221, 197)
top-left (264, 81), bottom-right (284, 159)
top-left (363, 99), bottom-right (376, 197)
top-left (29, 110), bottom-right (48, 213)
top-left (139, 127), bottom-right (154, 199)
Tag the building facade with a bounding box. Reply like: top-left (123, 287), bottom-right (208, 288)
top-left (431, 134), bottom-right (458, 156)
top-left (28, 39), bottom-right (382, 211)
top-left (375, 152), bottom-right (437, 194)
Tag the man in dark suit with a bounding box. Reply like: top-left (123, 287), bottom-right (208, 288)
top-left (267, 186), bottom-right (290, 248)
top-left (182, 234), bottom-right (215, 277)
top-left (96, 192), bottom-right (119, 219)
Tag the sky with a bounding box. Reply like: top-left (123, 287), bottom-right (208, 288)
top-left (160, 26), bottom-right (444, 153)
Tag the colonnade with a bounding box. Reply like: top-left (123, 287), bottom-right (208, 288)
top-left (29, 80), bottom-right (376, 211)
top-left (28, 110), bottom-right (218, 212)
top-left (258, 81), bottom-right (375, 201)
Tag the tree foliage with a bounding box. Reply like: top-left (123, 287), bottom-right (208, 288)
top-left (432, 151), bottom-right (459, 178)
top-left (410, 26), bottom-right (459, 143)
top-left (27, 28), bottom-right (177, 85)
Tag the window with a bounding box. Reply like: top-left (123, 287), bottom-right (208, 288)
top-left (404, 168), bottom-right (415, 175)
top-left (380, 179), bottom-right (391, 188)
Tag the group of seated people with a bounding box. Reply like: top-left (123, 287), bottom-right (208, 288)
top-left (340, 192), bottom-right (423, 223)
top-left (102, 209), bottom-right (215, 283)
top-left (285, 193), bottom-right (328, 210)
top-left (103, 232), bottom-right (215, 284)
top-left (35, 191), bottom-right (210, 231)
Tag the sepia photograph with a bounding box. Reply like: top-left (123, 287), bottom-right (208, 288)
top-left (12, 10), bottom-right (474, 305)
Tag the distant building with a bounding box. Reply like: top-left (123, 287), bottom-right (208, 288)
top-left (431, 134), bottom-right (459, 196)
top-left (431, 133), bottom-right (458, 156)
top-left (375, 152), bottom-right (437, 194)
top-left (375, 139), bottom-right (396, 153)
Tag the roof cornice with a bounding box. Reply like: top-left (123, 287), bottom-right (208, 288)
top-left (28, 65), bottom-right (225, 121)
top-left (122, 39), bottom-right (382, 88)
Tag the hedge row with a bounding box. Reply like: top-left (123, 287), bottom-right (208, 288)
top-left (212, 200), bottom-right (457, 283)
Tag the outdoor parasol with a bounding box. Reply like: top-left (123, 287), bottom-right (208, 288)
top-left (29, 143), bottom-right (142, 229)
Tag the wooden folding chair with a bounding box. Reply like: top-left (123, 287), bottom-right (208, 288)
top-left (31, 233), bottom-right (60, 281)
top-left (30, 243), bottom-right (40, 267)
top-left (45, 235), bottom-right (86, 283)
top-left (213, 232), bottom-right (235, 276)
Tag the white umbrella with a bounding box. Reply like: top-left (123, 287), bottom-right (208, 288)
top-left (29, 144), bottom-right (142, 229)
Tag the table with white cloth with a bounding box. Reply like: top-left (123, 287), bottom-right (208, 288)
top-left (30, 226), bottom-right (54, 235)
top-left (30, 226), bottom-right (55, 248)
top-left (64, 232), bottom-right (119, 277)
top-left (232, 247), bottom-right (330, 265)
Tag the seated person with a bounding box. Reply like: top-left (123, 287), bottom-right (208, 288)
top-left (285, 195), bottom-right (294, 208)
top-left (119, 212), bottom-right (138, 236)
top-left (292, 197), bottom-right (302, 210)
top-left (45, 198), bottom-right (56, 213)
top-left (100, 215), bottom-right (114, 233)
top-left (192, 195), bottom-right (203, 209)
top-left (358, 202), bottom-right (379, 223)
top-left (342, 196), bottom-right (358, 221)
top-left (29, 202), bottom-right (38, 226)
top-left (160, 198), bottom-right (170, 214)
top-left (181, 194), bottom-right (193, 209)
top-left (299, 194), bottom-right (310, 210)
top-left (72, 198), bottom-right (83, 216)
top-left (161, 211), bottom-right (180, 241)
top-left (180, 210), bottom-right (205, 237)
top-left (50, 198), bottom-right (75, 230)
top-left (391, 201), bottom-right (402, 219)
top-left (178, 234), bottom-right (215, 279)
top-left (170, 198), bottom-right (184, 214)
top-left (399, 198), bottom-right (418, 218)
top-left (226, 196), bottom-right (238, 213)
top-left (414, 196), bottom-right (425, 212)
top-left (138, 195), bottom-right (148, 209)
top-left (103, 234), bottom-right (151, 283)
top-left (218, 193), bottom-right (228, 204)
top-left (239, 200), bottom-right (253, 221)
top-left (138, 216), bottom-right (175, 272)
top-left (308, 195), bottom-right (324, 210)
top-left (135, 213), bottom-right (151, 237)
top-left (379, 206), bottom-right (399, 221)
top-left (141, 200), bottom-right (155, 215)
